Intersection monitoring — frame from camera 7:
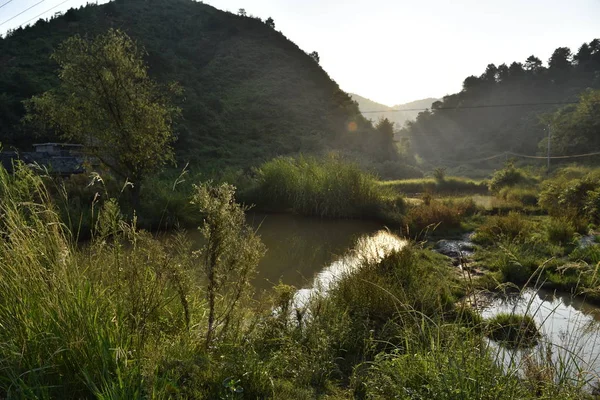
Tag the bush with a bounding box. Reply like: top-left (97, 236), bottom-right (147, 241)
top-left (539, 169), bottom-right (600, 226)
top-left (498, 186), bottom-right (539, 207)
top-left (404, 199), bottom-right (477, 236)
top-left (545, 217), bottom-right (575, 245)
top-left (489, 162), bottom-right (534, 193)
top-left (473, 212), bottom-right (531, 245)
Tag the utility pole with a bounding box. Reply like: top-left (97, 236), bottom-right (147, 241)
top-left (547, 125), bottom-right (551, 171)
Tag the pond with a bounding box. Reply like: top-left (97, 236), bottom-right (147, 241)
top-left (186, 212), bottom-right (385, 291)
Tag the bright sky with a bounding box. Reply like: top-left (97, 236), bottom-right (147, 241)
top-left (2, 0), bottom-right (599, 105)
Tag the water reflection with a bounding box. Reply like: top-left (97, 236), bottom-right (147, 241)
top-left (482, 288), bottom-right (600, 382)
top-left (187, 213), bottom-right (384, 290)
top-left (293, 230), bottom-right (407, 310)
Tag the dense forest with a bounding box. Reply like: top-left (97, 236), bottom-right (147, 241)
top-left (404, 39), bottom-right (600, 164)
top-left (0, 0), bottom-right (391, 170)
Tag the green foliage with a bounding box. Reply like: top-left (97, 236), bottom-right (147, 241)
top-left (547, 89), bottom-right (600, 155)
top-left (382, 176), bottom-right (488, 195)
top-left (248, 155), bottom-right (400, 219)
top-left (405, 38), bottom-right (600, 163)
top-left (24, 29), bottom-right (180, 205)
top-left (489, 162), bottom-right (534, 192)
top-left (498, 186), bottom-right (539, 207)
top-left (545, 217), bottom-right (576, 244)
top-left (191, 182), bottom-right (266, 346)
top-left (485, 313), bottom-right (540, 348)
top-left (405, 198), bottom-right (478, 236)
top-left (360, 334), bottom-right (528, 399)
top-left (0, 163), bottom-right (196, 398)
top-left (0, 0), bottom-right (382, 167)
top-left (473, 212), bottom-right (532, 245)
top-left (1, 161), bottom-right (598, 398)
top-left (538, 168), bottom-right (600, 226)
top-left (433, 166), bottom-right (447, 182)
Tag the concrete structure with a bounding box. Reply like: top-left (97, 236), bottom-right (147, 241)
top-left (0, 143), bottom-right (86, 176)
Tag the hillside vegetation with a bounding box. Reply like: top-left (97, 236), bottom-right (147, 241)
top-left (403, 40), bottom-right (600, 164)
top-left (0, 0), bottom-right (385, 169)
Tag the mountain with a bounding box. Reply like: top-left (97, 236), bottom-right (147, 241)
top-left (351, 94), bottom-right (438, 129)
top-left (0, 0), bottom-right (383, 170)
top-left (403, 40), bottom-right (600, 164)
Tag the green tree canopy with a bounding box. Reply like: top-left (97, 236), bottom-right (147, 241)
top-left (546, 89), bottom-right (600, 155)
top-left (25, 29), bottom-right (180, 205)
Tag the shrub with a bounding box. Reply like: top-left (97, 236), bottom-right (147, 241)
top-left (545, 217), bottom-right (575, 245)
top-left (405, 201), bottom-right (463, 235)
top-left (433, 167), bottom-right (447, 182)
top-left (473, 212), bottom-right (531, 245)
top-left (489, 162), bottom-right (533, 193)
top-left (539, 170), bottom-right (600, 226)
top-left (499, 186), bottom-right (539, 207)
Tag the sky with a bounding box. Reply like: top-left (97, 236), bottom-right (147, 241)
top-left (1, 0), bottom-right (599, 106)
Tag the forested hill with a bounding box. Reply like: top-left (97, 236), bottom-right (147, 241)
top-left (0, 0), bottom-right (380, 168)
top-left (404, 40), bottom-right (600, 163)
top-left (351, 94), bottom-right (438, 128)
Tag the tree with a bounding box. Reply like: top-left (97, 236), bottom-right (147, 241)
top-left (462, 75), bottom-right (480, 91)
top-left (375, 117), bottom-right (397, 160)
top-left (508, 62), bottom-right (524, 77)
top-left (497, 63), bottom-right (510, 82)
top-left (480, 63), bottom-right (498, 83)
top-left (25, 29), bottom-right (180, 207)
top-left (546, 89), bottom-right (600, 155)
top-left (548, 47), bottom-right (573, 71)
top-left (308, 51), bottom-right (320, 63)
top-left (191, 182), bottom-right (265, 348)
top-left (574, 43), bottom-right (592, 65)
top-left (237, 8), bottom-right (246, 17)
top-left (265, 17), bottom-right (275, 28)
top-left (524, 55), bottom-right (543, 72)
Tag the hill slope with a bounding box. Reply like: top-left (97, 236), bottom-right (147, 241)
top-left (402, 41), bottom-right (600, 163)
top-left (0, 0), bottom-right (380, 169)
top-left (351, 94), bottom-right (437, 128)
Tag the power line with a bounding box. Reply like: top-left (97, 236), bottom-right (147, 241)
top-left (22, 0), bottom-right (72, 26)
top-left (361, 101), bottom-right (579, 114)
top-left (0, 0), bottom-right (15, 10)
top-left (430, 150), bottom-right (600, 166)
top-left (507, 150), bottom-right (600, 160)
top-left (0, 0), bottom-right (45, 27)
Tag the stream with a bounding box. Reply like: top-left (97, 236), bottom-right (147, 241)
top-left (186, 213), bottom-right (600, 381)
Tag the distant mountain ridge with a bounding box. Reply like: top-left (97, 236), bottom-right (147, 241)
top-left (351, 94), bottom-right (438, 128)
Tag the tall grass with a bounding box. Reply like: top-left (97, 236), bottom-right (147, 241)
top-left (248, 155), bottom-right (403, 219)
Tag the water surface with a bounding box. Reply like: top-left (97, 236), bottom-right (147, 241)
top-left (482, 289), bottom-right (600, 381)
top-left (187, 213), bottom-right (384, 290)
